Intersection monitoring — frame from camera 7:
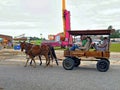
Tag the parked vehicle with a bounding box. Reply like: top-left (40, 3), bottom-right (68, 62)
top-left (92, 40), bottom-right (102, 45)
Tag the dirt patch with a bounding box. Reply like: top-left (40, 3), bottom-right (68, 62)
top-left (0, 87), bottom-right (3, 90)
top-left (0, 49), bottom-right (120, 66)
top-left (0, 49), bottom-right (23, 60)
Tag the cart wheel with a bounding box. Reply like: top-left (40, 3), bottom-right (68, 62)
top-left (97, 59), bottom-right (109, 72)
top-left (62, 57), bottom-right (75, 70)
top-left (72, 57), bottom-right (81, 67)
top-left (107, 60), bottom-right (110, 65)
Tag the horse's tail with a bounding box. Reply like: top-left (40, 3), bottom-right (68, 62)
top-left (51, 46), bottom-right (57, 59)
top-left (49, 48), bottom-right (54, 60)
top-left (48, 45), bottom-right (59, 65)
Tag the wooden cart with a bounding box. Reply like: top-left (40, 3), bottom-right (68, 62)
top-left (62, 29), bottom-right (115, 72)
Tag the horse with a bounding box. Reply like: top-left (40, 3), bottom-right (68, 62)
top-left (20, 41), bottom-right (42, 65)
top-left (24, 44), bottom-right (53, 68)
top-left (20, 41), bottom-right (59, 66)
top-left (42, 43), bottom-right (59, 65)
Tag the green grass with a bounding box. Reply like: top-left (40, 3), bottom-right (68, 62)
top-left (35, 40), bottom-right (43, 45)
top-left (54, 47), bottom-right (67, 50)
top-left (54, 43), bottom-right (120, 52)
top-left (54, 47), bottom-right (61, 50)
top-left (110, 43), bottom-right (120, 52)
top-left (28, 41), bottom-right (120, 52)
top-left (30, 40), bottom-right (43, 45)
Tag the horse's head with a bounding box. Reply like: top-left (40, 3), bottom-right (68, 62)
top-left (20, 41), bottom-right (26, 52)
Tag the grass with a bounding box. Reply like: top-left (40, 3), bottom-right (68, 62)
top-left (30, 40), bottom-right (43, 45)
top-left (28, 40), bottom-right (120, 52)
top-left (110, 43), bottom-right (120, 52)
top-left (54, 43), bottom-right (120, 52)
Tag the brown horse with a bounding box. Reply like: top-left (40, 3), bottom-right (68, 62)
top-left (20, 41), bottom-right (59, 66)
top-left (20, 41), bottom-right (42, 65)
top-left (24, 44), bottom-right (53, 67)
top-left (42, 43), bottom-right (59, 65)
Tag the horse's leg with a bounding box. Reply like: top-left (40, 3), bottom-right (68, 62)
top-left (32, 58), bottom-right (36, 68)
top-left (49, 48), bottom-right (54, 67)
top-left (30, 60), bottom-right (32, 65)
top-left (26, 54), bottom-right (32, 65)
top-left (46, 56), bottom-right (49, 67)
top-left (50, 56), bottom-right (53, 67)
top-left (44, 55), bottom-right (50, 67)
top-left (52, 52), bottom-right (59, 66)
top-left (47, 54), bottom-right (52, 67)
top-left (48, 53), bottom-right (53, 66)
top-left (44, 56), bottom-right (47, 68)
top-left (51, 47), bottom-right (59, 66)
top-left (55, 59), bottom-right (59, 66)
top-left (24, 58), bottom-right (29, 67)
top-left (47, 56), bottom-right (50, 66)
top-left (39, 55), bottom-right (42, 65)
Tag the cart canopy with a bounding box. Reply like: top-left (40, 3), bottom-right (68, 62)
top-left (68, 29), bottom-right (115, 36)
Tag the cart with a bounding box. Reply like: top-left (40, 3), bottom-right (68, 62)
top-left (62, 29), bottom-right (115, 72)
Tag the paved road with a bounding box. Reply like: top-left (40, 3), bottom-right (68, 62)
top-left (0, 63), bottom-right (120, 90)
top-left (0, 50), bottom-right (120, 90)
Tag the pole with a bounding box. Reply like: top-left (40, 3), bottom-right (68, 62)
top-left (62, 0), bottom-right (66, 35)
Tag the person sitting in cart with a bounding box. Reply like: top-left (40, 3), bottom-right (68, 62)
top-left (93, 37), bottom-right (109, 51)
top-left (80, 36), bottom-right (92, 51)
top-left (70, 35), bottom-right (92, 51)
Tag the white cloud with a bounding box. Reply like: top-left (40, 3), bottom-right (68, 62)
top-left (67, 0), bottom-right (120, 30)
top-left (0, 0), bottom-right (120, 39)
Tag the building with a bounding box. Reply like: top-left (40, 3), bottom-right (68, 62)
top-left (0, 34), bottom-right (13, 42)
top-left (0, 34), bottom-right (13, 48)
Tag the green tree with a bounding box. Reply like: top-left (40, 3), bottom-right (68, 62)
top-left (110, 29), bottom-right (120, 38)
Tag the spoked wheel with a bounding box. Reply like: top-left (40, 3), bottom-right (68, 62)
top-left (71, 57), bottom-right (81, 67)
top-left (62, 57), bottom-right (75, 70)
top-left (97, 59), bottom-right (110, 72)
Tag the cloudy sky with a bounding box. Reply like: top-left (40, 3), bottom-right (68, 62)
top-left (0, 0), bottom-right (120, 39)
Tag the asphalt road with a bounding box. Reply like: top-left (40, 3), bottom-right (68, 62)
top-left (0, 50), bottom-right (120, 90)
top-left (0, 63), bottom-right (120, 90)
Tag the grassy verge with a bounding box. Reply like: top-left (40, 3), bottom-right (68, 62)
top-left (110, 43), bottom-right (120, 52)
top-left (54, 43), bottom-right (120, 52)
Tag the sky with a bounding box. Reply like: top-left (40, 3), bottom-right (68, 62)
top-left (0, 0), bottom-right (120, 39)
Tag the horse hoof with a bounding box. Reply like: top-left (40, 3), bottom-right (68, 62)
top-left (33, 66), bottom-right (36, 68)
top-left (39, 63), bottom-right (42, 66)
top-left (56, 62), bottom-right (59, 66)
top-left (44, 66), bottom-right (47, 68)
top-left (49, 65), bottom-right (53, 67)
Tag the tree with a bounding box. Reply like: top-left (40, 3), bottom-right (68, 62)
top-left (110, 29), bottom-right (120, 38)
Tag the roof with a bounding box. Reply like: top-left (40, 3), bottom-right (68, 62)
top-left (13, 37), bottom-right (27, 41)
top-left (68, 29), bottom-right (115, 36)
top-left (0, 34), bottom-right (13, 40)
